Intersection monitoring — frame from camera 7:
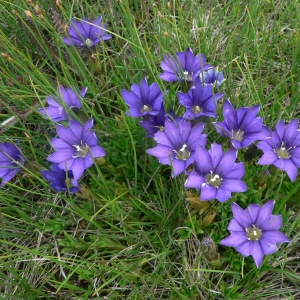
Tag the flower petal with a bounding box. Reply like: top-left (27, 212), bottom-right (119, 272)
top-left (250, 241), bottom-right (264, 268)
top-left (220, 232), bottom-right (247, 247)
top-left (228, 219), bottom-right (245, 232)
top-left (231, 202), bottom-right (253, 228)
top-left (200, 184), bottom-right (216, 201)
top-left (255, 200), bottom-right (274, 228)
top-left (184, 174), bottom-right (205, 189)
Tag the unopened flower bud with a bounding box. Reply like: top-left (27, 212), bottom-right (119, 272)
top-left (34, 5), bottom-right (43, 16)
top-left (24, 10), bottom-right (33, 18)
top-left (1, 53), bottom-right (11, 60)
top-left (200, 237), bottom-right (221, 265)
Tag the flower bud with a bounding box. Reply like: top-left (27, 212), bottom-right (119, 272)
top-left (200, 237), bottom-right (221, 265)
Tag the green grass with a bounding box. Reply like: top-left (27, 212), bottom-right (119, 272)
top-left (0, 0), bottom-right (299, 298)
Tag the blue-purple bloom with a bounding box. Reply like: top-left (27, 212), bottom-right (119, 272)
top-left (220, 200), bottom-right (290, 268)
top-left (199, 68), bottom-right (225, 87)
top-left (41, 164), bottom-right (79, 193)
top-left (39, 86), bottom-right (87, 122)
top-left (0, 142), bottom-right (25, 187)
top-left (257, 119), bottom-right (300, 182)
top-left (63, 15), bottom-right (112, 47)
top-left (146, 119), bottom-right (207, 177)
top-left (47, 119), bottom-right (106, 179)
top-left (121, 77), bottom-right (166, 118)
top-left (160, 47), bottom-right (213, 83)
top-left (184, 143), bottom-right (247, 202)
top-left (139, 106), bottom-right (180, 138)
top-left (178, 79), bottom-right (225, 120)
top-left (214, 99), bottom-right (272, 149)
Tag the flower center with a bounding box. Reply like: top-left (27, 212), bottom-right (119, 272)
top-left (182, 70), bottom-right (193, 81)
top-left (192, 105), bottom-right (203, 115)
top-left (85, 38), bottom-right (93, 47)
top-left (232, 129), bottom-right (244, 142)
top-left (206, 171), bottom-right (222, 187)
top-left (72, 143), bottom-right (90, 158)
top-left (140, 104), bottom-right (152, 113)
top-left (246, 225), bottom-right (262, 241)
top-left (275, 142), bottom-right (290, 159)
top-left (174, 144), bottom-right (190, 160)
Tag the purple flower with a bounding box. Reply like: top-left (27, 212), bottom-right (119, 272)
top-left (47, 119), bottom-right (106, 179)
top-left (178, 79), bottom-right (225, 120)
top-left (257, 119), bottom-right (300, 182)
top-left (220, 200), bottom-right (290, 268)
top-left (160, 47), bottom-right (213, 82)
top-left (0, 142), bottom-right (25, 187)
top-left (184, 143), bottom-right (247, 202)
top-left (139, 106), bottom-right (180, 138)
top-left (63, 15), bottom-right (112, 47)
top-left (41, 164), bottom-right (79, 193)
top-left (214, 99), bottom-right (272, 149)
top-left (39, 86), bottom-right (87, 122)
top-left (199, 68), bottom-right (225, 87)
top-left (121, 77), bottom-right (166, 118)
top-left (146, 119), bottom-right (207, 177)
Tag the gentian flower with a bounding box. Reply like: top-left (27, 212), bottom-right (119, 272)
top-left (63, 15), bottom-right (112, 47)
top-left (121, 77), bottom-right (166, 118)
top-left (184, 143), bottom-right (247, 202)
top-left (39, 86), bottom-right (87, 122)
top-left (0, 142), bottom-right (25, 187)
top-left (47, 119), bottom-right (106, 179)
top-left (178, 79), bottom-right (224, 120)
top-left (146, 118), bottom-right (207, 177)
top-left (220, 200), bottom-right (290, 268)
top-left (257, 119), bottom-right (300, 182)
top-left (160, 47), bottom-right (213, 82)
top-left (139, 106), bottom-right (180, 138)
top-left (41, 164), bottom-right (79, 193)
top-left (199, 67), bottom-right (225, 87)
top-left (214, 99), bottom-right (272, 149)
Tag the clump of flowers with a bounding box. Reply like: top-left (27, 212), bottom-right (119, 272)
top-left (63, 15), bottom-right (112, 47)
top-left (121, 46), bottom-right (293, 269)
top-left (220, 200), bottom-right (290, 268)
top-left (257, 119), bottom-right (300, 182)
top-left (39, 86), bottom-right (87, 122)
top-left (0, 142), bottom-right (25, 187)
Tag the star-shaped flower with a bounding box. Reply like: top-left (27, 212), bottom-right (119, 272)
top-left (220, 200), bottom-right (290, 268)
top-left (214, 99), bottom-right (272, 149)
top-left (39, 86), bottom-right (87, 122)
top-left (257, 118), bottom-right (300, 182)
top-left (121, 77), bottom-right (166, 118)
top-left (47, 119), bottom-right (106, 179)
top-left (146, 118), bottom-right (207, 177)
top-left (178, 79), bottom-right (224, 120)
top-left (160, 47), bottom-right (213, 83)
top-left (184, 143), bottom-right (247, 202)
top-left (63, 15), bottom-right (112, 47)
